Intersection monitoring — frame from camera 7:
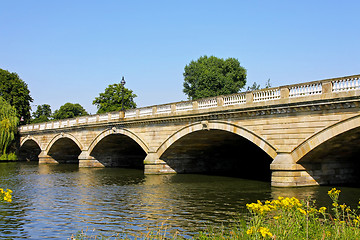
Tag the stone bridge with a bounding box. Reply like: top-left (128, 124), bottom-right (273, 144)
top-left (19, 74), bottom-right (360, 187)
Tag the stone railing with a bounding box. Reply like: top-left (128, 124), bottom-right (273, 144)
top-left (20, 74), bottom-right (360, 132)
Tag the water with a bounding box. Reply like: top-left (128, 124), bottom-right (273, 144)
top-left (1, 162), bottom-right (360, 239)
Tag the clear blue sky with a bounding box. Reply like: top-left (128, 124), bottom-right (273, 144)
top-left (1, 1), bottom-right (359, 114)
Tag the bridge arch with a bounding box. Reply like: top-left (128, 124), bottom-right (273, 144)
top-left (87, 128), bottom-right (149, 154)
top-left (20, 135), bottom-right (42, 150)
top-left (157, 120), bottom-right (277, 159)
top-left (45, 133), bottom-right (83, 153)
top-left (87, 128), bottom-right (148, 168)
top-left (292, 114), bottom-right (360, 163)
top-left (155, 120), bottom-right (276, 180)
top-left (19, 136), bottom-right (42, 161)
top-left (42, 133), bottom-right (84, 164)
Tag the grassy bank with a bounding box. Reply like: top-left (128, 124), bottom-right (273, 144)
top-left (71, 188), bottom-right (360, 239)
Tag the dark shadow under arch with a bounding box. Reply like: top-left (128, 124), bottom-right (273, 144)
top-left (160, 129), bottom-right (273, 181)
top-left (298, 126), bottom-right (360, 186)
top-left (18, 139), bottom-right (41, 161)
top-left (47, 137), bottom-right (82, 164)
top-left (90, 134), bottom-right (147, 169)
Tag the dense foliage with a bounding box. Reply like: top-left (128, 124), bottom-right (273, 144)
top-left (93, 83), bottom-right (137, 114)
top-left (0, 97), bottom-right (18, 159)
top-left (0, 68), bottom-right (33, 123)
top-left (31, 104), bottom-right (52, 123)
top-left (52, 103), bottom-right (88, 120)
top-left (183, 56), bottom-right (247, 100)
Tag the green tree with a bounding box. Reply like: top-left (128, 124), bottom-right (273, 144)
top-left (52, 103), bottom-right (88, 120)
top-left (93, 83), bottom-right (137, 114)
top-left (0, 97), bottom-right (18, 157)
top-left (32, 104), bottom-right (52, 123)
top-left (247, 79), bottom-right (272, 91)
top-left (0, 68), bottom-right (33, 124)
top-left (247, 82), bottom-right (261, 91)
top-left (265, 78), bottom-right (272, 89)
top-left (183, 55), bottom-right (247, 100)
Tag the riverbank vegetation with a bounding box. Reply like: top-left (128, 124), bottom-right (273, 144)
top-left (0, 97), bottom-right (18, 160)
top-left (71, 188), bottom-right (360, 240)
top-left (0, 68), bottom-right (33, 124)
top-left (0, 188), bottom-right (12, 203)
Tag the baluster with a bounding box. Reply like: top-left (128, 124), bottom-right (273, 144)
top-left (348, 78), bottom-right (352, 90)
top-left (337, 81), bottom-right (341, 91)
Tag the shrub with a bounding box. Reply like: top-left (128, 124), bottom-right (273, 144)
top-left (0, 152), bottom-right (18, 161)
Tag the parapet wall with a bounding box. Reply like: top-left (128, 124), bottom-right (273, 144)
top-left (20, 74), bottom-right (360, 133)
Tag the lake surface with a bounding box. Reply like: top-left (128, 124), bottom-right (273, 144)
top-left (1, 162), bottom-right (360, 239)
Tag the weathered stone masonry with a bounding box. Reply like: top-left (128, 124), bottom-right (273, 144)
top-left (19, 75), bottom-right (360, 187)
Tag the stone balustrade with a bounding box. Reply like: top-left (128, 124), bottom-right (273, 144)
top-left (20, 74), bottom-right (360, 132)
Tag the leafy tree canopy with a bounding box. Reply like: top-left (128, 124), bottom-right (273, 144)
top-left (31, 104), bottom-right (52, 123)
top-left (52, 103), bottom-right (88, 120)
top-left (183, 55), bottom-right (247, 100)
top-left (0, 97), bottom-right (18, 156)
top-left (0, 68), bottom-right (33, 123)
top-left (93, 83), bottom-right (137, 114)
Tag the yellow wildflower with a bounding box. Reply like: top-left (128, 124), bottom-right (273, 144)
top-left (258, 227), bottom-right (272, 238)
top-left (319, 207), bottom-right (326, 213)
top-left (0, 188), bottom-right (12, 203)
top-left (246, 227), bottom-right (255, 235)
top-left (297, 208), bottom-right (307, 215)
top-left (328, 188), bottom-right (341, 195)
top-left (328, 188), bottom-right (341, 201)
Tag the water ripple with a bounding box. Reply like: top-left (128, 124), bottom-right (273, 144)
top-left (1, 162), bottom-right (359, 239)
